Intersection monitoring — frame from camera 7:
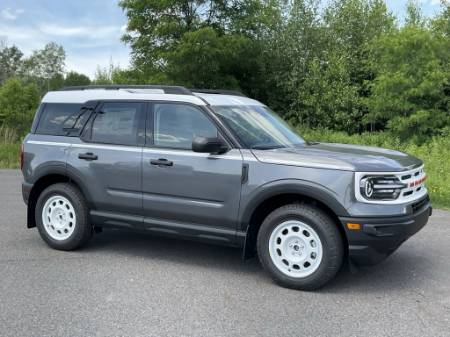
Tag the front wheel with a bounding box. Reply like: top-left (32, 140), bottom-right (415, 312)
top-left (35, 183), bottom-right (92, 250)
top-left (257, 203), bottom-right (344, 290)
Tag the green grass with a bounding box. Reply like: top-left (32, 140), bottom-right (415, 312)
top-left (0, 143), bottom-right (20, 169)
top-left (299, 128), bottom-right (450, 210)
top-left (1, 129), bottom-right (448, 209)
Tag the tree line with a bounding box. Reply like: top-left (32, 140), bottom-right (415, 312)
top-left (1, 0), bottom-right (449, 143)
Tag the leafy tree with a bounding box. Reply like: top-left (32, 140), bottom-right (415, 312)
top-left (405, 0), bottom-right (424, 27)
top-left (166, 27), bottom-right (255, 89)
top-left (265, 0), bottom-right (394, 132)
top-left (0, 45), bottom-right (24, 84)
top-left (92, 62), bottom-right (142, 85)
top-left (0, 78), bottom-right (40, 134)
top-left (365, 24), bottom-right (450, 141)
top-left (297, 53), bottom-right (361, 130)
top-left (24, 42), bottom-right (65, 91)
top-left (24, 42), bottom-right (65, 79)
top-left (432, 1), bottom-right (450, 36)
top-left (93, 65), bottom-right (114, 85)
top-left (119, 0), bottom-right (280, 88)
top-left (64, 71), bottom-right (91, 87)
top-left (262, 0), bottom-right (323, 115)
top-left (48, 73), bottom-right (66, 91)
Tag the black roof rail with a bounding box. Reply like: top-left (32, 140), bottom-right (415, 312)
top-left (59, 85), bottom-right (193, 95)
top-left (190, 89), bottom-right (247, 97)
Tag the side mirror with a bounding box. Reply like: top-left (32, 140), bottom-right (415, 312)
top-left (192, 136), bottom-right (228, 154)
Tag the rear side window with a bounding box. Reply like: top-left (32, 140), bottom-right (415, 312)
top-left (36, 103), bottom-right (86, 136)
top-left (90, 102), bottom-right (145, 146)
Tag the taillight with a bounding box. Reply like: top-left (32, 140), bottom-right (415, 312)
top-left (20, 143), bottom-right (24, 170)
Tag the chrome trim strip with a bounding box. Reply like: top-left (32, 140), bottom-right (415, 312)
top-left (27, 140), bottom-right (71, 147)
top-left (27, 140), bottom-right (142, 153)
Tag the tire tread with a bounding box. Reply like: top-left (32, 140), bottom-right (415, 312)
top-left (257, 203), bottom-right (344, 290)
top-left (35, 183), bottom-right (92, 250)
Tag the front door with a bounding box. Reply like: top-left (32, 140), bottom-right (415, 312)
top-left (142, 102), bottom-right (243, 241)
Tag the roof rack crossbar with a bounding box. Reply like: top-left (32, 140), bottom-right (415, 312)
top-left (191, 89), bottom-right (247, 97)
top-left (60, 85), bottom-right (193, 95)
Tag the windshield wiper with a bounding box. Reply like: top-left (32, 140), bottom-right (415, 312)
top-left (251, 144), bottom-right (287, 150)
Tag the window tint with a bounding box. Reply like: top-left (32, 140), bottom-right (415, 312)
top-left (36, 103), bottom-right (86, 136)
top-left (91, 102), bottom-right (144, 146)
top-left (153, 104), bottom-right (218, 149)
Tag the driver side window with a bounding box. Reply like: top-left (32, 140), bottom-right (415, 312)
top-left (153, 103), bottom-right (218, 150)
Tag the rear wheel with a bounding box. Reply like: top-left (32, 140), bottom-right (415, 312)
top-left (257, 203), bottom-right (344, 290)
top-left (35, 183), bottom-right (92, 250)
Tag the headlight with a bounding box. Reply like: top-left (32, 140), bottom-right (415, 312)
top-left (355, 166), bottom-right (427, 204)
top-left (359, 175), bottom-right (406, 201)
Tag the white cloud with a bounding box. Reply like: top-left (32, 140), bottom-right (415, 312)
top-left (0, 8), bottom-right (24, 20)
top-left (420, 0), bottom-right (450, 5)
top-left (1, 22), bottom-right (125, 47)
top-left (39, 24), bottom-right (121, 39)
top-left (0, 4), bottom-right (131, 78)
top-left (0, 25), bottom-right (43, 52)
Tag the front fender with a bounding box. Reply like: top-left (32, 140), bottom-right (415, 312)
top-left (238, 179), bottom-right (350, 232)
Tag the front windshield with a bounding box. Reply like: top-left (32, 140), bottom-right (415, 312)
top-left (212, 105), bottom-right (305, 149)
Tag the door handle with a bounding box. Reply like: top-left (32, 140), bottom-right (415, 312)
top-left (150, 158), bottom-right (173, 166)
top-left (78, 152), bottom-right (98, 161)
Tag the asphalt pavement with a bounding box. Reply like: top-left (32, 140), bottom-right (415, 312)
top-left (0, 169), bottom-right (449, 337)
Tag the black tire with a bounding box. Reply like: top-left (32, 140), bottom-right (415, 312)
top-left (35, 183), bottom-right (92, 250)
top-left (257, 203), bottom-right (344, 290)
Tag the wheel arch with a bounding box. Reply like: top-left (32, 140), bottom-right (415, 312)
top-left (240, 180), bottom-right (349, 259)
top-left (27, 169), bottom-right (90, 228)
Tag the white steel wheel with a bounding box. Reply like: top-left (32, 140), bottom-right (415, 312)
top-left (41, 195), bottom-right (77, 241)
top-left (269, 220), bottom-right (323, 278)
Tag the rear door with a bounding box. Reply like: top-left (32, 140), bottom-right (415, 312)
top-left (141, 102), bottom-right (243, 242)
top-left (67, 101), bottom-right (146, 226)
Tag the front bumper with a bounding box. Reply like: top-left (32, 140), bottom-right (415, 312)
top-left (339, 196), bottom-right (432, 265)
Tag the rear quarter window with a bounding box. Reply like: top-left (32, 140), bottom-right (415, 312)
top-left (35, 103), bottom-right (86, 136)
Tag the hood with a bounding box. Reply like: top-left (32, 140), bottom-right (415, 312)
top-left (251, 142), bottom-right (423, 172)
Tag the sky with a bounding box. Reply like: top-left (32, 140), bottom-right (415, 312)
top-left (0, 0), bottom-right (448, 79)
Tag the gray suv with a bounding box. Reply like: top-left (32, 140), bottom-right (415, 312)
top-left (21, 85), bottom-right (432, 290)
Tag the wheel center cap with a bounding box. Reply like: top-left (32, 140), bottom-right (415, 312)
top-left (53, 208), bottom-right (66, 226)
top-left (289, 239), bottom-right (305, 256)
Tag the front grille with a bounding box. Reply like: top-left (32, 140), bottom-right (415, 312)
top-left (399, 166), bottom-right (427, 201)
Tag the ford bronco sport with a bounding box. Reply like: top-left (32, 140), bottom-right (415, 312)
top-left (21, 85), bottom-right (432, 290)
